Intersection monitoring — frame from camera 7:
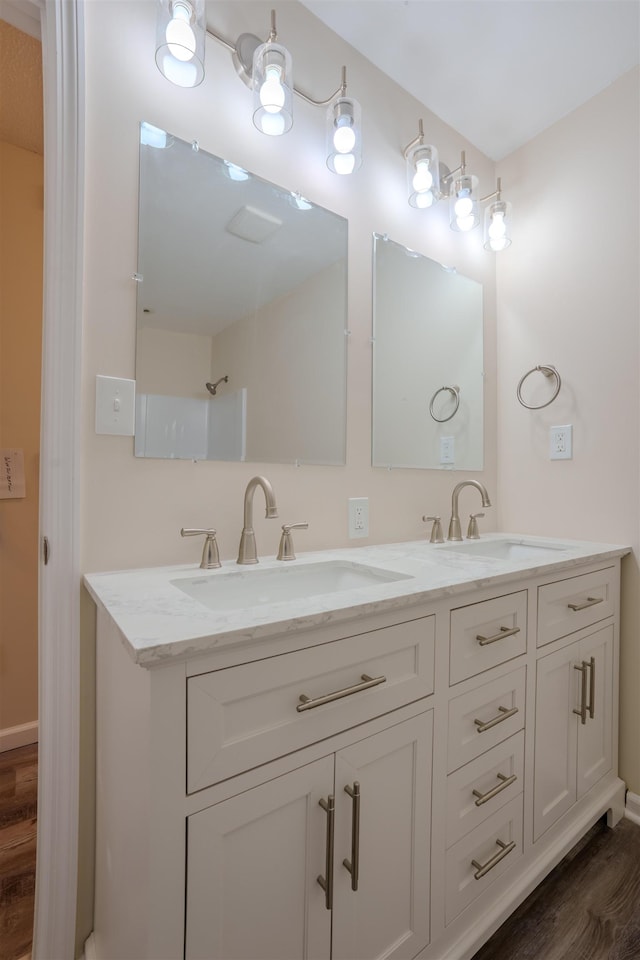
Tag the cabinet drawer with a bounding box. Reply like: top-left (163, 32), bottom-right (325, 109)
top-left (445, 795), bottom-right (523, 925)
top-left (537, 567), bottom-right (615, 648)
top-left (187, 616), bottom-right (435, 793)
top-left (450, 591), bottom-right (527, 685)
top-left (446, 731), bottom-right (524, 847)
top-left (447, 667), bottom-right (525, 773)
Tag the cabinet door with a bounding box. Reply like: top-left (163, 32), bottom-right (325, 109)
top-left (577, 625), bottom-right (613, 799)
top-left (332, 712), bottom-right (432, 960)
top-left (185, 757), bottom-right (333, 960)
top-left (533, 642), bottom-right (578, 841)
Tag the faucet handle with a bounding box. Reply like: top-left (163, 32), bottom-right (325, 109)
top-left (422, 515), bottom-right (444, 544)
top-left (277, 522), bottom-right (309, 561)
top-left (466, 513), bottom-right (485, 540)
top-left (181, 527), bottom-right (222, 569)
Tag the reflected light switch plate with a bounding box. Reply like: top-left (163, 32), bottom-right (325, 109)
top-left (96, 375), bottom-right (136, 436)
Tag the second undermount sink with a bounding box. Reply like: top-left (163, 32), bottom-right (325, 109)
top-left (171, 560), bottom-right (413, 611)
top-left (439, 537), bottom-right (571, 561)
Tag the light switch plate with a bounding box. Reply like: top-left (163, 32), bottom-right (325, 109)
top-left (96, 375), bottom-right (136, 436)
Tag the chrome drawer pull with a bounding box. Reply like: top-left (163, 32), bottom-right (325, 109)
top-left (573, 661), bottom-right (588, 724)
top-left (568, 596), bottom-right (604, 612)
top-left (587, 656), bottom-right (596, 720)
top-left (317, 795), bottom-right (335, 910)
top-left (297, 674), bottom-right (386, 713)
top-left (343, 782), bottom-right (361, 891)
top-left (472, 772), bottom-right (517, 806)
top-left (474, 705), bottom-right (518, 733)
top-left (476, 625), bottom-right (521, 646)
top-left (471, 838), bottom-right (516, 880)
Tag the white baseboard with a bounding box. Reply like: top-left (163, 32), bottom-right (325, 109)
top-left (0, 720), bottom-right (38, 753)
top-left (625, 790), bottom-right (640, 826)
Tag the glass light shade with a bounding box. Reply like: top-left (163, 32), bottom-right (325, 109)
top-left (326, 97), bottom-right (362, 175)
top-left (155, 0), bottom-right (205, 88)
top-left (406, 142), bottom-right (440, 209)
top-left (252, 41), bottom-right (293, 136)
top-left (483, 199), bottom-right (513, 251)
top-left (449, 174), bottom-right (480, 232)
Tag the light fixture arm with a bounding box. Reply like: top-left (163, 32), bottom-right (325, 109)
top-left (402, 119), bottom-right (425, 159)
top-left (441, 150), bottom-right (467, 185)
top-left (480, 176), bottom-right (503, 204)
top-left (206, 19), bottom-right (348, 108)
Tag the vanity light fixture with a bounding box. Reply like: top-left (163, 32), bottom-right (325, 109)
top-left (402, 122), bottom-right (513, 251)
top-left (251, 9), bottom-right (293, 136)
top-left (404, 120), bottom-right (440, 208)
top-left (326, 68), bottom-right (362, 175)
top-left (155, 0), bottom-right (205, 88)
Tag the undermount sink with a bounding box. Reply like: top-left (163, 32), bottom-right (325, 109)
top-left (439, 537), bottom-right (571, 561)
top-left (171, 560), bottom-right (413, 611)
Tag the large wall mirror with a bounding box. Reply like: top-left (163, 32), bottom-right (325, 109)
top-left (372, 234), bottom-right (484, 470)
top-left (135, 123), bottom-right (348, 464)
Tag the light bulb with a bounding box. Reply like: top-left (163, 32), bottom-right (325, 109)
top-left (488, 211), bottom-right (507, 239)
top-left (454, 193), bottom-right (473, 218)
top-left (489, 237), bottom-right (509, 252)
top-left (140, 122), bottom-right (168, 149)
top-left (412, 158), bottom-right (433, 193)
top-left (166, 1), bottom-right (195, 61)
top-left (224, 161), bottom-right (249, 181)
top-left (260, 65), bottom-right (285, 114)
top-left (333, 121), bottom-right (355, 154)
top-left (333, 153), bottom-right (356, 175)
top-left (260, 111), bottom-right (286, 136)
top-left (455, 215), bottom-right (476, 232)
top-left (415, 190), bottom-right (435, 209)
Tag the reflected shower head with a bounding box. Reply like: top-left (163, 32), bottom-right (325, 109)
top-left (206, 376), bottom-right (229, 396)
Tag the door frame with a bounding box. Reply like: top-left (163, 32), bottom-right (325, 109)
top-left (29, 0), bottom-right (84, 956)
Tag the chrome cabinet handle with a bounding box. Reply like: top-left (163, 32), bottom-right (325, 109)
top-left (343, 782), bottom-right (361, 891)
top-left (297, 674), bottom-right (386, 713)
top-left (573, 661), bottom-right (588, 724)
top-left (471, 838), bottom-right (516, 880)
top-left (587, 656), bottom-right (595, 719)
top-left (476, 625), bottom-right (521, 647)
top-left (568, 596), bottom-right (603, 612)
top-left (317, 795), bottom-right (335, 910)
top-left (472, 772), bottom-right (517, 807)
top-left (474, 705), bottom-right (518, 733)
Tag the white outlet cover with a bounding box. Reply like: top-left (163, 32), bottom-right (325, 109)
top-left (549, 424), bottom-right (573, 460)
top-left (96, 375), bottom-right (136, 436)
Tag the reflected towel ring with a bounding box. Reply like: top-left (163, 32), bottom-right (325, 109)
top-left (516, 365), bottom-right (561, 409)
top-left (429, 385), bottom-right (460, 422)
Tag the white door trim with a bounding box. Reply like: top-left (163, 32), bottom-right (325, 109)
top-left (32, 0), bottom-right (84, 957)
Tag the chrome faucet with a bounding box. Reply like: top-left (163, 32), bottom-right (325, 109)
top-left (447, 480), bottom-right (491, 541)
top-left (237, 476), bottom-right (279, 564)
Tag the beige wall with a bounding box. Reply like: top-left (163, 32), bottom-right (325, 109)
top-left (81, 0), bottom-right (498, 574)
top-left (136, 327), bottom-right (214, 398)
top-left (0, 139), bottom-right (42, 735)
top-left (495, 68), bottom-right (640, 791)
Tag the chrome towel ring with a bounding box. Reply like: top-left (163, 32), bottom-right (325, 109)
top-left (516, 365), bottom-right (561, 409)
top-left (429, 385), bottom-right (460, 422)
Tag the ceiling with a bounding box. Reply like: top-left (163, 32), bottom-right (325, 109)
top-left (302, 0), bottom-right (640, 161)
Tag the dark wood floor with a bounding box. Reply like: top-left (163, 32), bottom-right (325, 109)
top-left (0, 743), bottom-right (37, 960)
top-left (472, 815), bottom-right (640, 960)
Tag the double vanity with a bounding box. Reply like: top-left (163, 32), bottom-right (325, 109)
top-left (85, 529), bottom-right (628, 960)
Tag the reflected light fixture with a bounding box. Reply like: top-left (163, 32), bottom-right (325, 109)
top-left (326, 68), bottom-right (362, 175)
top-left (251, 9), bottom-right (293, 136)
top-left (445, 152), bottom-right (480, 232)
top-left (155, 0), bottom-right (205, 88)
top-left (403, 120), bottom-right (440, 209)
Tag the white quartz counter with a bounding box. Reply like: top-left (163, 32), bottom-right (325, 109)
top-left (83, 534), bottom-right (630, 667)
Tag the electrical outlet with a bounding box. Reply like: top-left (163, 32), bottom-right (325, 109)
top-left (440, 436), bottom-right (455, 464)
top-left (550, 424), bottom-right (573, 460)
top-left (348, 497), bottom-right (369, 539)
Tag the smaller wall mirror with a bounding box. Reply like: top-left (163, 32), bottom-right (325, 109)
top-left (372, 234), bottom-right (484, 470)
top-left (135, 124), bottom-right (348, 465)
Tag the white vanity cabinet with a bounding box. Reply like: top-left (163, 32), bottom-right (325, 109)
top-left (87, 543), bottom-right (627, 960)
top-left (186, 709), bottom-right (433, 960)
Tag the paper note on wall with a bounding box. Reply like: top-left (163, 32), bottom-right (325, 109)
top-left (0, 449), bottom-right (26, 499)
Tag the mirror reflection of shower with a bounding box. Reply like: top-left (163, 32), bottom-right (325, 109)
top-left (206, 375), bottom-right (229, 396)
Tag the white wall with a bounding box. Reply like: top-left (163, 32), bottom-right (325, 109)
top-left (81, 0), bottom-right (498, 574)
top-left (496, 67), bottom-right (640, 791)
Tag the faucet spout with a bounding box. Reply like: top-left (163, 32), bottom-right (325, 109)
top-left (448, 480), bottom-right (491, 542)
top-left (237, 476), bottom-right (279, 564)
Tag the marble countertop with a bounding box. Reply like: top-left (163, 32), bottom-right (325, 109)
top-left (84, 534), bottom-right (629, 667)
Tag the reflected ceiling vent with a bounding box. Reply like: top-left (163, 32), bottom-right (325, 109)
top-left (225, 205), bottom-right (283, 244)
